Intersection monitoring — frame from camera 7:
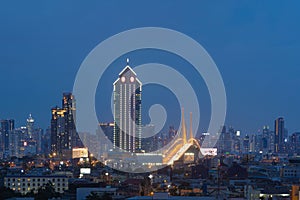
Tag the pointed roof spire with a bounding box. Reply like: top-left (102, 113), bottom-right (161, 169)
top-left (118, 58), bottom-right (137, 76)
top-left (27, 113), bottom-right (34, 123)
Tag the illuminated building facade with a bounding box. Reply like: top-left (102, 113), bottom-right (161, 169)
top-left (243, 134), bottom-right (250, 153)
top-left (51, 106), bottom-right (68, 157)
top-left (51, 92), bottom-right (82, 159)
top-left (274, 117), bottom-right (284, 153)
top-left (4, 175), bottom-right (68, 195)
top-left (72, 147), bottom-right (88, 159)
top-left (113, 59), bottom-right (142, 152)
top-left (62, 92), bottom-right (82, 149)
top-left (25, 114), bottom-right (39, 155)
top-left (1, 120), bottom-right (10, 159)
top-left (27, 114), bottom-right (34, 139)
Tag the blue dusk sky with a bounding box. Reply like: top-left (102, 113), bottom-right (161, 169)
top-left (0, 1), bottom-right (300, 135)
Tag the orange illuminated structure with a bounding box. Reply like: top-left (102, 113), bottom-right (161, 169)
top-left (162, 109), bottom-right (202, 165)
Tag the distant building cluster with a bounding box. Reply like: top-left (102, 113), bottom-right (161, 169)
top-left (0, 93), bottom-right (85, 161)
top-left (202, 117), bottom-right (299, 156)
top-left (0, 115), bottom-right (43, 159)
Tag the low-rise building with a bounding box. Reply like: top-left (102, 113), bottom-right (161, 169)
top-left (4, 175), bottom-right (68, 195)
top-left (281, 166), bottom-right (300, 179)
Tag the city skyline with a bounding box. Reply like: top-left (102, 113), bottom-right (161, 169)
top-left (0, 85), bottom-right (296, 138)
top-left (1, 2), bottom-right (300, 199)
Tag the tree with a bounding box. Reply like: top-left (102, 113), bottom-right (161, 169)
top-left (86, 192), bottom-right (112, 200)
top-left (140, 176), bottom-right (152, 196)
top-left (0, 186), bottom-right (21, 199)
top-left (86, 192), bottom-right (102, 200)
top-left (102, 192), bottom-right (113, 200)
top-left (34, 181), bottom-right (60, 200)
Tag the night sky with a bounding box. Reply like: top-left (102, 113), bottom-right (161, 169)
top-left (0, 1), bottom-right (300, 135)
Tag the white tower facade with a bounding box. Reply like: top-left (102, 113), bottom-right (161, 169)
top-left (113, 59), bottom-right (142, 152)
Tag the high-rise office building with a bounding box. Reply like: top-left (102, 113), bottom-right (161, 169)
top-left (24, 114), bottom-right (37, 155)
top-left (18, 127), bottom-right (28, 158)
top-left (62, 92), bottom-right (82, 148)
top-left (42, 127), bottom-right (51, 155)
top-left (141, 124), bottom-right (155, 152)
top-left (51, 106), bottom-right (68, 158)
top-left (27, 114), bottom-right (34, 139)
top-left (35, 127), bottom-right (43, 154)
top-left (290, 132), bottom-right (300, 155)
top-left (51, 92), bottom-right (81, 159)
top-left (9, 128), bottom-right (20, 158)
top-left (233, 130), bottom-right (241, 154)
top-left (262, 125), bottom-right (270, 154)
top-left (99, 122), bottom-right (114, 143)
top-left (255, 132), bottom-right (263, 153)
top-left (249, 134), bottom-right (257, 153)
top-left (243, 134), bottom-right (250, 153)
top-left (1, 120), bottom-right (10, 159)
top-left (97, 122), bottom-right (114, 154)
top-left (217, 125), bottom-right (227, 154)
top-left (8, 119), bottom-right (14, 131)
top-left (113, 59), bottom-right (142, 152)
top-left (274, 117), bottom-right (284, 153)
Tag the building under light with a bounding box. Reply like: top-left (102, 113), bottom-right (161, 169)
top-left (51, 93), bottom-right (83, 159)
top-left (113, 59), bottom-right (142, 152)
top-left (4, 175), bottom-right (68, 195)
top-left (274, 117), bottom-right (284, 153)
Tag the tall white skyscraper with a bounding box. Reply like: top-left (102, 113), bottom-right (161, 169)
top-left (113, 59), bottom-right (142, 152)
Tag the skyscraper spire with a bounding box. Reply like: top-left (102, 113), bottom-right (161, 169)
top-left (27, 113), bottom-right (34, 123)
top-left (189, 112), bottom-right (193, 140)
top-left (182, 108), bottom-right (187, 144)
